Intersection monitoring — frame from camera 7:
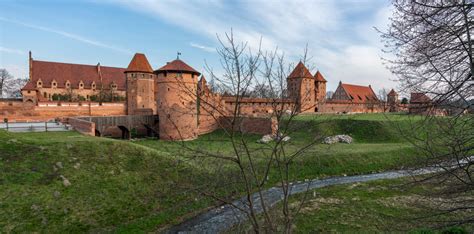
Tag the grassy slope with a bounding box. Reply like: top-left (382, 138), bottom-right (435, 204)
top-left (1, 113), bottom-right (425, 232)
top-left (0, 131), bottom-right (212, 233)
top-left (288, 178), bottom-right (473, 233)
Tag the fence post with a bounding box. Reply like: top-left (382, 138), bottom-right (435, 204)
top-left (45, 122), bottom-right (48, 132)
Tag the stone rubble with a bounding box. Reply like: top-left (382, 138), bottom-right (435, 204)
top-left (322, 135), bottom-right (353, 144)
top-left (257, 133), bottom-right (291, 144)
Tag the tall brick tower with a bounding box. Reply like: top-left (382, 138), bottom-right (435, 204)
top-left (125, 53), bottom-right (156, 115)
top-left (314, 71), bottom-right (327, 103)
top-left (287, 62), bottom-right (315, 112)
top-left (155, 58), bottom-right (200, 140)
top-left (387, 89), bottom-right (399, 112)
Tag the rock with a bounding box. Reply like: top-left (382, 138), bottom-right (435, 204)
top-left (55, 162), bottom-right (63, 169)
top-left (73, 163), bottom-right (80, 169)
top-left (281, 136), bottom-right (291, 142)
top-left (59, 175), bottom-right (71, 187)
top-left (323, 135), bottom-right (353, 144)
top-left (53, 191), bottom-right (61, 198)
top-left (257, 134), bottom-right (273, 144)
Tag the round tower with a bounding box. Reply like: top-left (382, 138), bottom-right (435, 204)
top-left (125, 53), bottom-right (156, 115)
top-left (155, 59), bottom-right (200, 141)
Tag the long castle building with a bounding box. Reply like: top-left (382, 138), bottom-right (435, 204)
top-left (1, 52), bottom-right (387, 140)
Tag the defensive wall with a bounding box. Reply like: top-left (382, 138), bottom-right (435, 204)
top-left (0, 99), bottom-right (126, 121)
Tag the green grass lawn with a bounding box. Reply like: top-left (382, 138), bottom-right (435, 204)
top-left (0, 113), bottom-right (432, 232)
top-left (284, 178), bottom-right (473, 233)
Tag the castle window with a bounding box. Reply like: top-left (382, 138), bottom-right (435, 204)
top-left (167, 88), bottom-right (170, 91)
top-left (44, 92), bottom-right (47, 98)
top-left (142, 74), bottom-right (145, 78)
top-left (164, 72), bottom-right (167, 77)
top-left (27, 91), bottom-right (31, 94)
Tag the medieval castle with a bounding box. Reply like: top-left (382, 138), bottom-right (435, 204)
top-left (1, 52), bottom-right (397, 140)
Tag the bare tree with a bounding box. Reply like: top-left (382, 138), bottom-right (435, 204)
top-left (381, 0), bottom-right (473, 228)
top-left (164, 31), bottom-right (325, 233)
top-left (377, 88), bottom-right (389, 102)
top-left (0, 69), bottom-right (13, 98)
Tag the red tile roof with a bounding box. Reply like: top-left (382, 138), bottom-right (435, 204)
top-left (288, 61), bottom-right (313, 79)
top-left (22, 60), bottom-right (126, 91)
top-left (21, 81), bottom-right (36, 91)
top-left (340, 83), bottom-right (379, 103)
top-left (125, 53), bottom-right (154, 73)
top-left (410, 92), bottom-right (431, 103)
top-left (198, 76), bottom-right (210, 94)
top-left (155, 59), bottom-right (200, 75)
top-left (314, 71), bottom-right (327, 82)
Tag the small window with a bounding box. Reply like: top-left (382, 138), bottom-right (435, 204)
top-left (27, 90), bottom-right (31, 94)
top-left (142, 74), bottom-right (145, 78)
top-left (358, 95), bottom-right (362, 100)
top-left (164, 72), bottom-right (167, 77)
top-left (43, 92), bottom-right (47, 98)
top-left (167, 88), bottom-right (170, 91)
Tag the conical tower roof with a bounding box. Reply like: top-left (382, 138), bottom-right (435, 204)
top-left (125, 53), bottom-right (154, 73)
top-left (155, 59), bottom-right (200, 75)
top-left (314, 70), bottom-right (327, 82)
top-left (288, 61), bottom-right (313, 79)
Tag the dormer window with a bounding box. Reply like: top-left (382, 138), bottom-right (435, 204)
top-left (91, 82), bottom-right (96, 90)
top-left (37, 80), bottom-right (43, 88)
top-left (79, 81), bottom-right (84, 89)
top-left (51, 81), bottom-right (57, 88)
top-left (111, 83), bottom-right (117, 89)
top-left (65, 81), bottom-right (71, 88)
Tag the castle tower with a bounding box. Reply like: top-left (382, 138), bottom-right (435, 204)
top-left (287, 61), bottom-right (315, 112)
top-left (155, 58), bottom-right (200, 141)
top-left (387, 89), bottom-right (399, 112)
top-left (125, 53), bottom-right (156, 115)
top-left (314, 71), bottom-right (327, 103)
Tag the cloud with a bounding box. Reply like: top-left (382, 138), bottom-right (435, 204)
top-left (1, 64), bottom-right (28, 79)
top-left (189, 42), bottom-right (215, 53)
top-left (99, 1), bottom-right (398, 91)
top-left (0, 17), bottom-right (132, 55)
top-left (0, 46), bottom-right (25, 55)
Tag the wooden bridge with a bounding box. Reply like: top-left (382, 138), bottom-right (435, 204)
top-left (73, 115), bottom-right (159, 139)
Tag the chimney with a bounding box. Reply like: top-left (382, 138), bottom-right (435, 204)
top-left (29, 51), bottom-right (33, 80)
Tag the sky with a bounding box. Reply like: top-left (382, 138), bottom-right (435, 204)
top-left (0, 0), bottom-right (397, 93)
